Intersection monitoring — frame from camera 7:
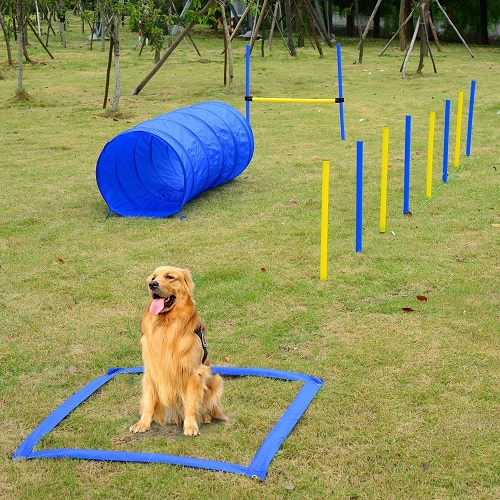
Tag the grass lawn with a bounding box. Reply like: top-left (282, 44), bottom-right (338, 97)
top-left (1, 15), bottom-right (499, 498)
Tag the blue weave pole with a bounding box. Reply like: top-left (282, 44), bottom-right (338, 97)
top-left (466, 80), bottom-right (476, 157)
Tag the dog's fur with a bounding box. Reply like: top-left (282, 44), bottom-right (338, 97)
top-left (130, 266), bottom-right (226, 436)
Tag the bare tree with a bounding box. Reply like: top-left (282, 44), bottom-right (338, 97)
top-left (16, 0), bottom-right (24, 94)
top-left (283, 0), bottom-right (296, 56)
top-left (102, 1), bottom-right (123, 111)
top-left (216, 0), bottom-right (233, 87)
top-left (0, 0), bottom-right (13, 65)
top-left (399, 0), bottom-right (413, 50)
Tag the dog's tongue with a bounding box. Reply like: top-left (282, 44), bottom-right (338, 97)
top-left (149, 298), bottom-right (165, 315)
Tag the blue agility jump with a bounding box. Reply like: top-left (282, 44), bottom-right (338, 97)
top-left (96, 101), bottom-right (254, 218)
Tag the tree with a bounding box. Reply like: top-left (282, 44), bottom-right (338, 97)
top-left (0, 0), bottom-right (13, 65)
top-left (16, 0), bottom-right (24, 94)
top-left (102, 0), bottom-right (124, 111)
top-left (217, 0), bottom-right (234, 87)
top-left (399, 0), bottom-right (413, 50)
top-left (283, 0), bottom-right (296, 56)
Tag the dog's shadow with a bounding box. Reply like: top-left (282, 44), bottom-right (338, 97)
top-left (112, 423), bottom-right (182, 445)
top-left (112, 418), bottom-right (228, 446)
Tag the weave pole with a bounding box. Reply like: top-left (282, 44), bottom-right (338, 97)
top-left (442, 99), bottom-right (451, 183)
top-left (454, 90), bottom-right (464, 167)
top-left (379, 127), bottom-right (389, 233)
top-left (403, 115), bottom-right (412, 214)
top-left (336, 44), bottom-right (346, 140)
top-left (466, 80), bottom-right (476, 157)
top-left (426, 111), bottom-right (436, 198)
top-left (245, 44), bottom-right (251, 122)
top-left (356, 142), bottom-right (363, 253)
top-left (320, 161), bottom-right (330, 280)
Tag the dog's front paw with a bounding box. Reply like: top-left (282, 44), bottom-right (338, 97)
top-left (183, 421), bottom-right (200, 436)
top-left (130, 421), bottom-right (150, 433)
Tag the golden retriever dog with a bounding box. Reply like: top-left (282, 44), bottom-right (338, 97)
top-left (130, 266), bottom-right (227, 436)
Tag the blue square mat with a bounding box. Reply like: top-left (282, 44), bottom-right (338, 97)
top-left (13, 366), bottom-right (323, 480)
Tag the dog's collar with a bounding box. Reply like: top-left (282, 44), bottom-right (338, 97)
top-left (194, 326), bottom-right (208, 364)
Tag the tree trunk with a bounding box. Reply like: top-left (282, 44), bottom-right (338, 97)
top-left (0, 5), bottom-right (13, 65)
top-left (302, 0), bottom-right (323, 56)
top-left (304, 0), bottom-right (332, 46)
top-left (100, 6), bottom-right (106, 52)
top-left (357, 0), bottom-right (383, 49)
top-left (401, 11), bottom-right (420, 78)
top-left (346, 9), bottom-right (354, 37)
top-left (111, 16), bottom-right (120, 111)
top-left (428, 10), bottom-right (442, 52)
top-left (16, 0), bottom-right (23, 93)
top-left (218, 0), bottom-right (233, 87)
top-left (434, 0), bottom-right (474, 57)
top-left (399, 0), bottom-right (413, 51)
top-left (249, 0), bottom-right (268, 54)
top-left (355, 0), bottom-right (363, 64)
top-left (103, 28), bottom-right (112, 108)
top-left (283, 0), bottom-right (296, 56)
top-left (27, 17), bottom-right (54, 59)
top-left (59, 17), bottom-right (66, 47)
top-left (295, 0), bottom-right (305, 48)
top-left (268, 1), bottom-right (280, 50)
top-left (420, 1), bottom-right (430, 58)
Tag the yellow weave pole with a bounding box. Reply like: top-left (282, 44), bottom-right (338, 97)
top-left (379, 127), bottom-right (389, 233)
top-left (426, 111), bottom-right (436, 198)
top-left (454, 90), bottom-right (464, 167)
top-left (251, 97), bottom-right (336, 104)
top-left (320, 161), bottom-right (330, 281)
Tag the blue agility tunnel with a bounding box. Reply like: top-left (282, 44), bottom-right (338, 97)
top-left (96, 101), bottom-right (254, 217)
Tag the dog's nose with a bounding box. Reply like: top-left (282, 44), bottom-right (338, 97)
top-left (149, 280), bottom-right (159, 290)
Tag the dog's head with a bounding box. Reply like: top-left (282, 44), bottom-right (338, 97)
top-left (146, 266), bottom-right (195, 316)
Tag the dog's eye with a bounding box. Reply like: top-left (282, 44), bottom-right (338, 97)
top-left (166, 274), bottom-right (174, 280)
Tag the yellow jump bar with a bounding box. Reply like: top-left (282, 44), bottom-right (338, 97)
top-left (249, 97), bottom-right (338, 104)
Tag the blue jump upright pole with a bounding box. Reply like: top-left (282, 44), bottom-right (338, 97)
top-left (403, 115), bottom-right (412, 214)
top-left (442, 99), bottom-right (451, 183)
top-left (336, 44), bottom-right (346, 141)
top-left (245, 44), bottom-right (251, 123)
top-left (466, 80), bottom-right (476, 157)
top-left (355, 141), bottom-right (363, 253)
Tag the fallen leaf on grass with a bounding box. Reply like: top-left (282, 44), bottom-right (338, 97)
top-left (402, 307), bottom-right (415, 313)
top-left (261, 267), bottom-right (267, 272)
top-left (423, 461), bottom-right (430, 471)
top-left (416, 295), bottom-right (428, 302)
top-left (57, 257), bottom-right (66, 263)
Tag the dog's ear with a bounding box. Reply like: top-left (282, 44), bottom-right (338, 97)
top-left (182, 269), bottom-right (194, 296)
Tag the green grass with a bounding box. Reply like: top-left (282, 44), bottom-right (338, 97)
top-left (1, 15), bottom-right (499, 498)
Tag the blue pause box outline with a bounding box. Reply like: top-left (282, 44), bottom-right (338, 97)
top-left (12, 366), bottom-right (324, 481)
